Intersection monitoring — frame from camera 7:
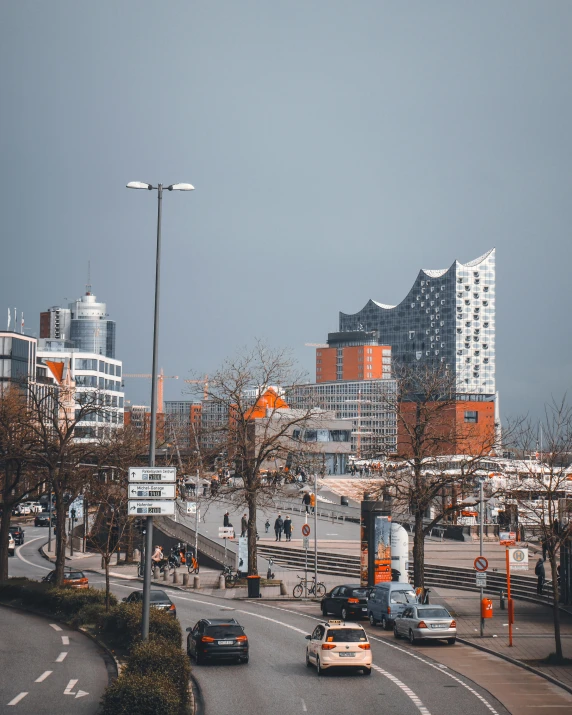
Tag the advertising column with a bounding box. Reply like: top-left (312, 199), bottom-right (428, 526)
top-left (360, 493), bottom-right (392, 587)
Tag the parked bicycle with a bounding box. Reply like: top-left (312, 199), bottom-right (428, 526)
top-left (186, 550), bottom-right (199, 574)
top-left (293, 574), bottom-right (326, 598)
top-left (222, 564), bottom-right (241, 588)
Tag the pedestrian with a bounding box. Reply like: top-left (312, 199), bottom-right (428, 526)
top-left (265, 519), bottom-right (270, 533)
top-left (535, 557), bottom-right (545, 595)
top-left (309, 492), bottom-right (316, 514)
top-left (241, 513), bottom-right (248, 538)
top-left (223, 511), bottom-right (232, 528)
top-left (274, 514), bottom-right (284, 542)
top-left (283, 516), bottom-right (292, 542)
top-left (302, 492), bottom-right (311, 514)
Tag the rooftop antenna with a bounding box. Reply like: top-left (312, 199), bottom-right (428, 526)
top-left (86, 259), bottom-right (92, 295)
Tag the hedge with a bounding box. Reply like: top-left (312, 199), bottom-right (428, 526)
top-left (98, 602), bottom-right (182, 649)
top-left (0, 578), bottom-right (116, 618)
top-left (101, 672), bottom-right (181, 715)
top-left (126, 639), bottom-right (190, 706)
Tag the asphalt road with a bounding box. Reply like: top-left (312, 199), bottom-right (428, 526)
top-left (11, 531), bottom-right (510, 715)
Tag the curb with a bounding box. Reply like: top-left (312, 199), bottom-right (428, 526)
top-left (190, 673), bottom-right (204, 715)
top-left (457, 636), bottom-right (572, 696)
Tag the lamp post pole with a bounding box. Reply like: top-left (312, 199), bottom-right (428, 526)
top-left (479, 476), bottom-right (484, 637)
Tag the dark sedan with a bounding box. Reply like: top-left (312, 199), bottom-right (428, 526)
top-left (321, 584), bottom-right (370, 621)
top-left (122, 589), bottom-right (177, 618)
top-left (34, 514), bottom-right (56, 527)
top-left (9, 526), bottom-right (24, 545)
top-left (187, 618), bottom-right (249, 664)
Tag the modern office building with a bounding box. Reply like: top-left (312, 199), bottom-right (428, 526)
top-left (40, 289), bottom-right (116, 358)
top-left (0, 332), bottom-right (38, 387)
top-left (316, 333), bottom-right (392, 382)
top-left (164, 400), bottom-right (202, 449)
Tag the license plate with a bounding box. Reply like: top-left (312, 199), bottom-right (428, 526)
top-left (218, 640), bottom-right (233, 645)
top-left (431, 624), bottom-right (447, 628)
top-left (339, 652), bottom-right (355, 657)
top-left (361, 607), bottom-right (367, 611)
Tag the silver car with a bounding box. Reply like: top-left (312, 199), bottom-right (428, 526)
top-left (393, 604), bottom-right (456, 645)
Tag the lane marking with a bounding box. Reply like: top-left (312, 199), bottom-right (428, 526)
top-left (49, 624), bottom-right (62, 631)
top-left (55, 652), bottom-right (67, 662)
top-left (62, 636), bottom-right (69, 645)
top-left (64, 679), bottom-right (78, 695)
top-left (7, 693), bottom-right (28, 706)
top-left (35, 671), bottom-right (53, 683)
top-left (371, 664), bottom-right (430, 715)
top-left (15, 537), bottom-right (52, 571)
top-left (302, 698), bottom-right (308, 712)
top-left (75, 690), bottom-right (89, 699)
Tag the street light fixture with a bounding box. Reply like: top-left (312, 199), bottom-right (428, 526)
top-left (127, 180), bottom-right (194, 640)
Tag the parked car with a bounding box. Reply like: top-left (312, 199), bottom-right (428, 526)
top-left (34, 514), bottom-right (56, 527)
top-left (305, 619), bottom-right (371, 675)
top-left (8, 534), bottom-right (15, 557)
top-left (321, 584), bottom-right (370, 621)
top-left (367, 582), bottom-right (418, 629)
top-left (393, 604), bottom-right (456, 645)
top-left (187, 618), bottom-right (249, 664)
top-left (13, 504), bottom-right (31, 516)
top-left (8, 526), bottom-right (24, 545)
top-left (43, 569), bottom-right (89, 589)
top-left (122, 589), bottom-right (177, 618)
top-left (27, 502), bottom-right (43, 514)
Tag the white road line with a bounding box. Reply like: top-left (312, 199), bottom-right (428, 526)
top-left (35, 671), bottom-right (53, 683)
top-left (371, 664), bottom-right (430, 715)
top-left (62, 636), bottom-right (69, 645)
top-left (7, 692), bottom-right (28, 706)
top-left (15, 537), bottom-right (52, 571)
top-left (55, 652), bottom-right (67, 662)
top-left (64, 679), bottom-right (78, 695)
top-left (49, 624), bottom-right (62, 631)
top-left (302, 698), bottom-right (308, 712)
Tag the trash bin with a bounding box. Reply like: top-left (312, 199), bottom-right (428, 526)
top-left (341, 496), bottom-right (349, 507)
top-left (247, 575), bottom-right (261, 598)
top-left (481, 598), bottom-right (493, 619)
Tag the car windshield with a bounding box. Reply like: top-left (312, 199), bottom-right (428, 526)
top-left (390, 590), bottom-right (417, 604)
top-left (349, 589), bottom-right (369, 599)
top-left (150, 591), bottom-right (169, 602)
top-left (418, 608), bottom-right (450, 619)
top-left (206, 625), bottom-right (244, 639)
top-left (326, 629), bottom-right (367, 642)
top-left (65, 572), bottom-right (84, 579)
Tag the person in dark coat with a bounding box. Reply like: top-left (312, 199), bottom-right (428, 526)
top-left (241, 513), bottom-right (248, 538)
top-left (274, 514), bottom-right (284, 542)
top-left (302, 492), bottom-right (311, 514)
top-left (535, 557), bottom-right (546, 595)
top-left (223, 512), bottom-right (231, 528)
top-left (283, 516), bottom-right (292, 542)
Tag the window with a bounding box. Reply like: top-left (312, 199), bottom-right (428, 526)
top-left (465, 411), bottom-right (478, 423)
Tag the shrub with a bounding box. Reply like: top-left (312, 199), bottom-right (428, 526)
top-left (126, 639), bottom-right (190, 705)
top-left (101, 672), bottom-right (181, 715)
top-left (70, 602), bottom-right (108, 629)
top-left (99, 602), bottom-right (182, 650)
top-left (0, 579), bottom-right (116, 619)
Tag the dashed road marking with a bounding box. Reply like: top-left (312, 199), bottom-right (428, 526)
top-left (62, 636), bottom-right (69, 645)
top-left (64, 679), bottom-right (78, 695)
top-left (55, 652), bottom-right (67, 662)
top-left (49, 624), bottom-right (62, 631)
top-left (7, 692), bottom-right (28, 706)
top-left (371, 664), bottom-right (431, 715)
top-left (35, 671), bottom-right (52, 683)
top-left (302, 698), bottom-right (308, 712)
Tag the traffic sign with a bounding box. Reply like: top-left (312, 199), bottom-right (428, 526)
top-left (509, 547), bottom-right (528, 571)
top-left (474, 556), bottom-right (488, 572)
top-left (186, 502), bottom-right (197, 514)
top-left (302, 524), bottom-right (311, 537)
top-left (129, 467), bottom-right (176, 483)
top-left (128, 500), bottom-right (175, 516)
top-left (302, 536), bottom-right (310, 550)
top-left (128, 484), bottom-right (176, 499)
top-left (499, 531), bottom-right (516, 546)
top-left (476, 573), bottom-right (487, 587)
top-left (219, 527), bottom-right (234, 538)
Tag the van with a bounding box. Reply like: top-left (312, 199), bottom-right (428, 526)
top-left (367, 582), bottom-right (418, 630)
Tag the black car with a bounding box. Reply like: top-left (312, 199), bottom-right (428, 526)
top-left (122, 589), bottom-right (177, 618)
top-left (321, 584), bottom-right (371, 621)
top-left (34, 514), bottom-right (56, 527)
top-left (9, 526), bottom-right (24, 545)
top-left (187, 618), bottom-right (249, 664)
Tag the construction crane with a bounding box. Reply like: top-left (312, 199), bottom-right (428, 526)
top-left (184, 374), bottom-right (209, 400)
top-left (122, 368), bottom-right (178, 413)
top-left (305, 342), bottom-right (328, 348)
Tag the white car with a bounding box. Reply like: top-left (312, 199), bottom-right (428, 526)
top-left (8, 534), bottom-right (15, 556)
top-left (27, 503), bottom-right (43, 514)
top-left (305, 619), bottom-right (372, 675)
top-left (15, 504), bottom-right (31, 515)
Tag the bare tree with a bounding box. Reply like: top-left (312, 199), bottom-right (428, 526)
top-left (505, 397), bottom-right (572, 662)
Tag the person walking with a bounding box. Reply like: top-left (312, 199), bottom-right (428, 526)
top-left (309, 492), bottom-right (316, 514)
top-left (302, 492), bottom-right (311, 514)
top-left (274, 514), bottom-right (284, 542)
top-left (223, 511), bottom-right (231, 528)
top-left (283, 516), bottom-right (292, 542)
top-left (241, 513), bottom-right (248, 538)
top-left (535, 557), bottom-right (546, 595)
top-left (264, 519), bottom-right (270, 533)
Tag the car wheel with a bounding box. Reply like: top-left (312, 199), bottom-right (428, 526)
top-left (409, 630), bottom-right (416, 645)
top-left (316, 657), bottom-right (323, 676)
top-left (369, 613), bottom-right (377, 626)
top-left (306, 651), bottom-right (311, 668)
top-left (393, 625), bottom-right (400, 639)
top-left (363, 668), bottom-right (372, 676)
top-left (381, 616), bottom-right (389, 631)
top-left (321, 603), bottom-right (328, 616)
top-left (447, 638), bottom-right (456, 645)
top-left (341, 607), bottom-right (349, 621)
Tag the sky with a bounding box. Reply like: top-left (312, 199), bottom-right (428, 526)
top-left (1, 2), bottom-right (571, 422)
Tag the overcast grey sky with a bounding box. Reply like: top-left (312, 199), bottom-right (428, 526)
top-left (1, 2), bottom-right (571, 421)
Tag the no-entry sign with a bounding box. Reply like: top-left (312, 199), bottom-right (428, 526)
top-left (302, 523), bottom-right (311, 537)
top-left (474, 556), bottom-right (489, 572)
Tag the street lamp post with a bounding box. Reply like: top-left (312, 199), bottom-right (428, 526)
top-left (127, 181), bottom-right (194, 640)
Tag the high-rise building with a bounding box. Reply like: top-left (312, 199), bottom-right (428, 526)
top-left (40, 306), bottom-right (71, 341)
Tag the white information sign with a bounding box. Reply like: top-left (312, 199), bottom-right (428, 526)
top-left (128, 500), bottom-right (175, 516)
top-left (129, 467), bottom-right (176, 483)
top-left (128, 484), bottom-right (176, 499)
top-left (476, 573), bottom-right (487, 587)
top-left (302, 536), bottom-right (310, 550)
top-left (508, 547), bottom-right (528, 571)
top-left (237, 536), bottom-right (248, 575)
top-left (219, 527), bottom-right (234, 538)
top-left (68, 498), bottom-right (84, 520)
top-left (186, 502), bottom-right (197, 514)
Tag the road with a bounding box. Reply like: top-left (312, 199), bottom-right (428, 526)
top-left (10, 528), bottom-right (510, 715)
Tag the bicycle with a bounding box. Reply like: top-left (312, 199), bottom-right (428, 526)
top-left (186, 551), bottom-right (199, 574)
top-left (293, 575), bottom-right (326, 598)
top-left (222, 564), bottom-right (240, 588)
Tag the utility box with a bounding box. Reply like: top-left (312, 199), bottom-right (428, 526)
top-left (481, 598), bottom-right (493, 619)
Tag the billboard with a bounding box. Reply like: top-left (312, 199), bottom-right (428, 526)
top-left (374, 515), bottom-right (392, 583)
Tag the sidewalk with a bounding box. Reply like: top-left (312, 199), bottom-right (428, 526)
top-left (432, 587), bottom-right (572, 691)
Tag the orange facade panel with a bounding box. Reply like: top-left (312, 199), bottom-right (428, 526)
top-left (316, 348), bottom-right (337, 383)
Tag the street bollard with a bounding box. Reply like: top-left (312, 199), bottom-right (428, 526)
top-left (182, 573), bottom-right (189, 586)
top-left (163, 568), bottom-right (168, 581)
top-left (219, 574), bottom-right (226, 590)
top-left (279, 581), bottom-right (287, 596)
top-left (153, 566), bottom-right (159, 579)
top-left (116, 551), bottom-right (121, 565)
top-left (173, 570), bottom-right (179, 584)
top-left (500, 590), bottom-right (506, 610)
top-left (193, 575), bottom-right (200, 589)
